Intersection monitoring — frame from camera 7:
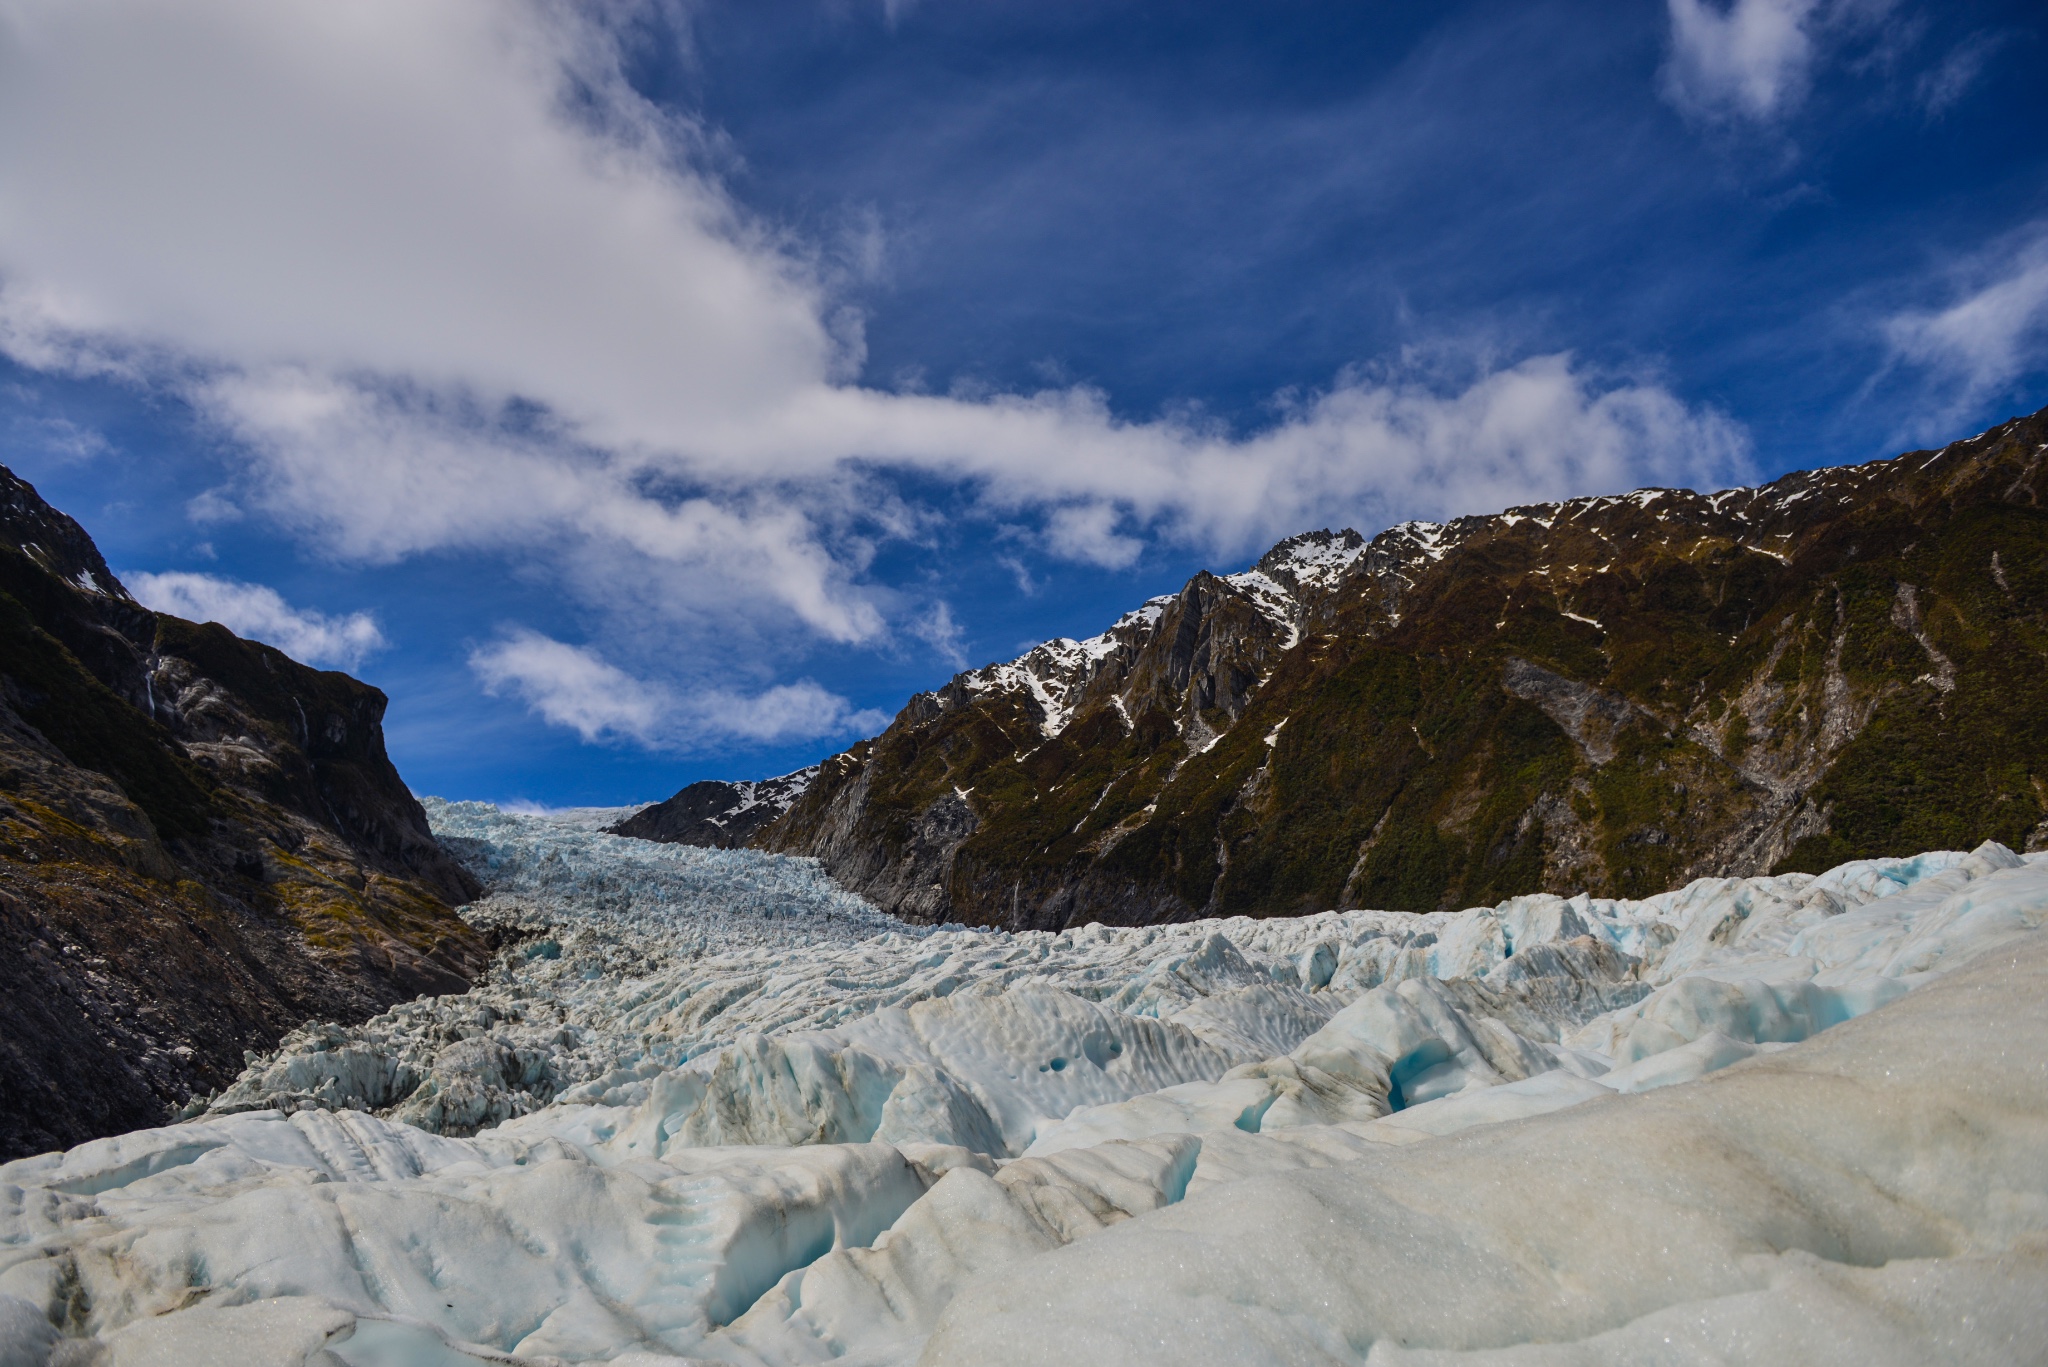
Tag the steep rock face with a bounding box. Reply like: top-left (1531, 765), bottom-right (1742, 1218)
top-left (0, 465), bottom-right (485, 1159)
top-left (608, 765), bottom-right (818, 849)
top-left (762, 407), bottom-right (2048, 929)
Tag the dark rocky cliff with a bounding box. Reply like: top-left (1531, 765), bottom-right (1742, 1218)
top-left (757, 406), bottom-right (2048, 930)
top-left (0, 465), bottom-right (486, 1159)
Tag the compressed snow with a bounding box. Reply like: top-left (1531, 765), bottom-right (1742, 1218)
top-left (5, 810), bottom-right (2047, 1365)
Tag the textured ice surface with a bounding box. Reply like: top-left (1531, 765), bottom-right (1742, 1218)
top-left (5, 808), bottom-right (2046, 1365)
top-left (423, 799), bottom-right (897, 947)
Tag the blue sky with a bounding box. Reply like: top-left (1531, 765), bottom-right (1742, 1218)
top-left (0, 0), bottom-right (2044, 807)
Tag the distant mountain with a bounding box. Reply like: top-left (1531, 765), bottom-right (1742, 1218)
top-left (728, 406), bottom-right (2048, 929)
top-left (607, 766), bottom-right (818, 848)
top-left (0, 465), bottom-right (486, 1159)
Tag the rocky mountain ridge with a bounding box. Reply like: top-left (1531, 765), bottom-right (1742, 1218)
top-left (0, 464), bottom-right (486, 1159)
top-left (606, 765), bottom-right (817, 848)
top-left (633, 406), bottom-right (2048, 930)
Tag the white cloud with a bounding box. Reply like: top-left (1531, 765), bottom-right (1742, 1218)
top-left (470, 628), bottom-right (886, 749)
top-left (1883, 224), bottom-right (2048, 418)
top-left (1664, 0), bottom-right (1821, 121)
top-left (701, 683), bottom-right (889, 746)
top-left (0, 0), bottom-right (1757, 721)
top-left (195, 368), bottom-right (886, 644)
top-left (1044, 503), bottom-right (1145, 569)
top-left (0, 0), bottom-right (829, 426)
top-left (126, 570), bottom-right (387, 668)
top-left (470, 630), bottom-right (666, 745)
top-left (185, 488), bottom-right (243, 526)
top-left (1660, 0), bottom-right (1892, 123)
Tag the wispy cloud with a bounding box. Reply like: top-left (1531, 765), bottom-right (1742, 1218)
top-left (997, 554), bottom-right (1039, 596)
top-left (909, 600), bottom-right (968, 670)
top-left (126, 570), bottom-right (386, 669)
top-left (1882, 223), bottom-right (2048, 423)
top-left (1659, 0), bottom-right (1894, 124)
top-left (1913, 30), bottom-right (2005, 118)
top-left (6, 413), bottom-right (108, 461)
top-left (185, 488), bottom-right (243, 526)
top-left (469, 628), bottom-right (886, 750)
top-left (0, 0), bottom-right (1754, 721)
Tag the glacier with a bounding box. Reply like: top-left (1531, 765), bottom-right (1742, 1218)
top-left (2, 805), bottom-right (2046, 1365)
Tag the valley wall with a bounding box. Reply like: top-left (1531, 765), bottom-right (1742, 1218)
top-left (0, 465), bottom-right (486, 1158)
top-left (753, 407), bottom-right (2048, 930)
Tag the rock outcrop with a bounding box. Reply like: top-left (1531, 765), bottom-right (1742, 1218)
top-left (0, 464), bottom-right (486, 1159)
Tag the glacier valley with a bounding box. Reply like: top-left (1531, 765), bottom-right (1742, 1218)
top-left (2, 803), bottom-right (2046, 1365)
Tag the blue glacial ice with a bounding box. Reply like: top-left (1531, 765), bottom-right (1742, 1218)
top-left (3, 804), bottom-right (2046, 1366)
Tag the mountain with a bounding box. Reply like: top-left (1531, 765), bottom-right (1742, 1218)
top-left (607, 765), bottom-right (817, 848)
top-left (0, 465), bottom-right (485, 1159)
top-left (737, 406), bottom-right (2048, 929)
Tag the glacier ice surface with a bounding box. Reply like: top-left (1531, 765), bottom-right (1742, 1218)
top-left (3, 804), bottom-right (2045, 1364)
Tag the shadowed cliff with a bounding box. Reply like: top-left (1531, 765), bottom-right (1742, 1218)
top-left (0, 465), bottom-right (486, 1159)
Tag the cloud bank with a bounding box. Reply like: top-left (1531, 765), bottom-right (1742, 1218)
top-left (470, 629), bottom-right (886, 750)
top-left (127, 570), bottom-right (386, 669)
top-left (0, 0), bottom-right (1756, 745)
